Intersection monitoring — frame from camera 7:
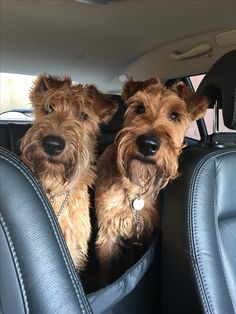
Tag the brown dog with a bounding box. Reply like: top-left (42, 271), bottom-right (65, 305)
top-left (20, 74), bottom-right (117, 271)
top-left (95, 77), bottom-right (208, 284)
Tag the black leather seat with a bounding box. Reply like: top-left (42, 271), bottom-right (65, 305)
top-left (0, 123), bottom-right (32, 155)
top-left (161, 50), bottom-right (236, 314)
top-left (0, 148), bottom-right (92, 313)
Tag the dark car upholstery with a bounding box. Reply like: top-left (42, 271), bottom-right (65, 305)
top-left (0, 123), bottom-right (32, 155)
top-left (161, 50), bottom-right (236, 314)
top-left (0, 147), bottom-right (93, 314)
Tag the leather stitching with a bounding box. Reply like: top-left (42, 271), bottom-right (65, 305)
top-left (187, 159), bottom-right (213, 313)
top-left (0, 214), bottom-right (30, 314)
top-left (187, 149), bottom-right (236, 314)
top-left (213, 156), bottom-right (235, 311)
top-left (232, 86), bottom-right (236, 128)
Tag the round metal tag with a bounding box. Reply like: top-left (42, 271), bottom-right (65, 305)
top-left (132, 198), bottom-right (144, 211)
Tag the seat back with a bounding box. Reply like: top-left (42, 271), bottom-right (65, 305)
top-left (0, 148), bottom-right (92, 314)
top-left (161, 50), bottom-right (236, 314)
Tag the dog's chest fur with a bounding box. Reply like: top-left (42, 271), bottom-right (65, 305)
top-left (44, 172), bottom-right (94, 271)
top-left (95, 146), bottom-right (160, 241)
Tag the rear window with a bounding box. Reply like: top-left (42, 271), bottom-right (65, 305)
top-left (0, 73), bottom-right (35, 121)
top-left (184, 75), bottom-right (205, 140)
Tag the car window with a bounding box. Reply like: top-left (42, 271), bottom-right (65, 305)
top-left (0, 73), bottom-right (35, 121)
top-left (181, 75), bottom-right (205, 141)
top-left (189, 74), bottom-right (235, 135)
top-left (2, 72), bottom-right (235, 136)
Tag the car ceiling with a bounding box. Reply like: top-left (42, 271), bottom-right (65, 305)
top-left (1, 0), bottom-right (236, 93)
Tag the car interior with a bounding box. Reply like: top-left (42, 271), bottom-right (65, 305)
top-left (1, 1), bottom-right (236, 314)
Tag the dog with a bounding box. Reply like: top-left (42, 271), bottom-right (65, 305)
top-left (20, 74), bottom-right (118, 271)
top-left (95, 77), bottom-right (208, 284)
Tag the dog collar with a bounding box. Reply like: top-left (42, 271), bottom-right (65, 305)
top-left (48, 189), bottom-right (71, 219)
top-left (127, 192), bottom-right (145, 245)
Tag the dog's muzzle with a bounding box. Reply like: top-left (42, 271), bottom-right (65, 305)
top-left (136, 134), bottom-right (160, 157)
top-left (42, 135), bottom-right (65, 156)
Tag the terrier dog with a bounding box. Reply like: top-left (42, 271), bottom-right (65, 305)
top-left (20, 74), bottom-right (117, 271)
top-left (95, 77), bottom-right (208, 284)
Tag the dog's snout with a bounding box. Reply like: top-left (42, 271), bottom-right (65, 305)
top-left (136, 134), bottom-right (160, 157)
top-left (42, 135), bottom-right (65, 156)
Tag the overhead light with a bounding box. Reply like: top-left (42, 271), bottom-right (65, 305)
top-left (118, 74), bottom-right (129, 82)
top-left (75, 0), bottom-right (110, 4)
top-left (74, 0), bottom-right (127, 5)
top-left (75, 0), bottom-right (125, 4)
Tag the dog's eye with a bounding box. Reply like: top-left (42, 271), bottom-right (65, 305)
top-left (135, 103), bottom-right (146, 115)
top-left (78, 112), bottom-right (89, 121)
top-left (45, 105), bottom-right (54, 114)
top-left (169, 111), bottom-right (180, 122)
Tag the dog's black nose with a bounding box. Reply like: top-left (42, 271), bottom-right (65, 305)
top-left (42, 135), bottom-right (65, 156)
top-left (136, 134), bottom-right (160, 156)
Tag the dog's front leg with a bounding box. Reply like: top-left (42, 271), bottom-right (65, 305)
top-left (96, 234), bottom-right (122, 287)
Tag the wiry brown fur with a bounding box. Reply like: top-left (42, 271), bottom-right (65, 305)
top-left (20, 74), bottom-right (117, 271)
top-left (95, 77), bottom-right (208, 285)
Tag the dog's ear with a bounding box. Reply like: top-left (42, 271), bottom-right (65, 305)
top-left (172, 82), bottom-right (208, 121)
top-left (122, 77), bottom-right (161, 101)
top-left (85, 85), bottom-right (118, 124)
top-left (29, 74), bottom-right (72, 104)
top-left (97, 95), bottom-right (118, 124)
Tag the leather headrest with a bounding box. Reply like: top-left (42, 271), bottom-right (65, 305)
top-left (197, 50), bottom-right (236, 129)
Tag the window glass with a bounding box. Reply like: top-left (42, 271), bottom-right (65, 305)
top-left (0, 73), bottom-right (35, 121)
top-left (185, 122), bottom-right (200, 140)
top-left (184, 74), bottom-right (206, 140)
top-left (190, 74), bottom-right (205, 90)
top-left (189, 73), bottom-right (235, 135)
top-left (204, 108), bottom-right (236, 134)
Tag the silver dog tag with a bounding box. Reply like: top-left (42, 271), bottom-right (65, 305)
top-left (132, 198), bottom-right (144, 211)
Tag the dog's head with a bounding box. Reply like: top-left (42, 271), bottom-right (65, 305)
top-left (21, 74), bottom-right (118, 186)
top-left (116, 78), bottom-right (208, 189)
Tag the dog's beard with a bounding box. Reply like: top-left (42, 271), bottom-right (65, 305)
top-left (36, 157), bottom-right (76, 184)
top-left (21, 147), bottom-right (77, 186)
top-left (126, 158), bottom-right (165, 189)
